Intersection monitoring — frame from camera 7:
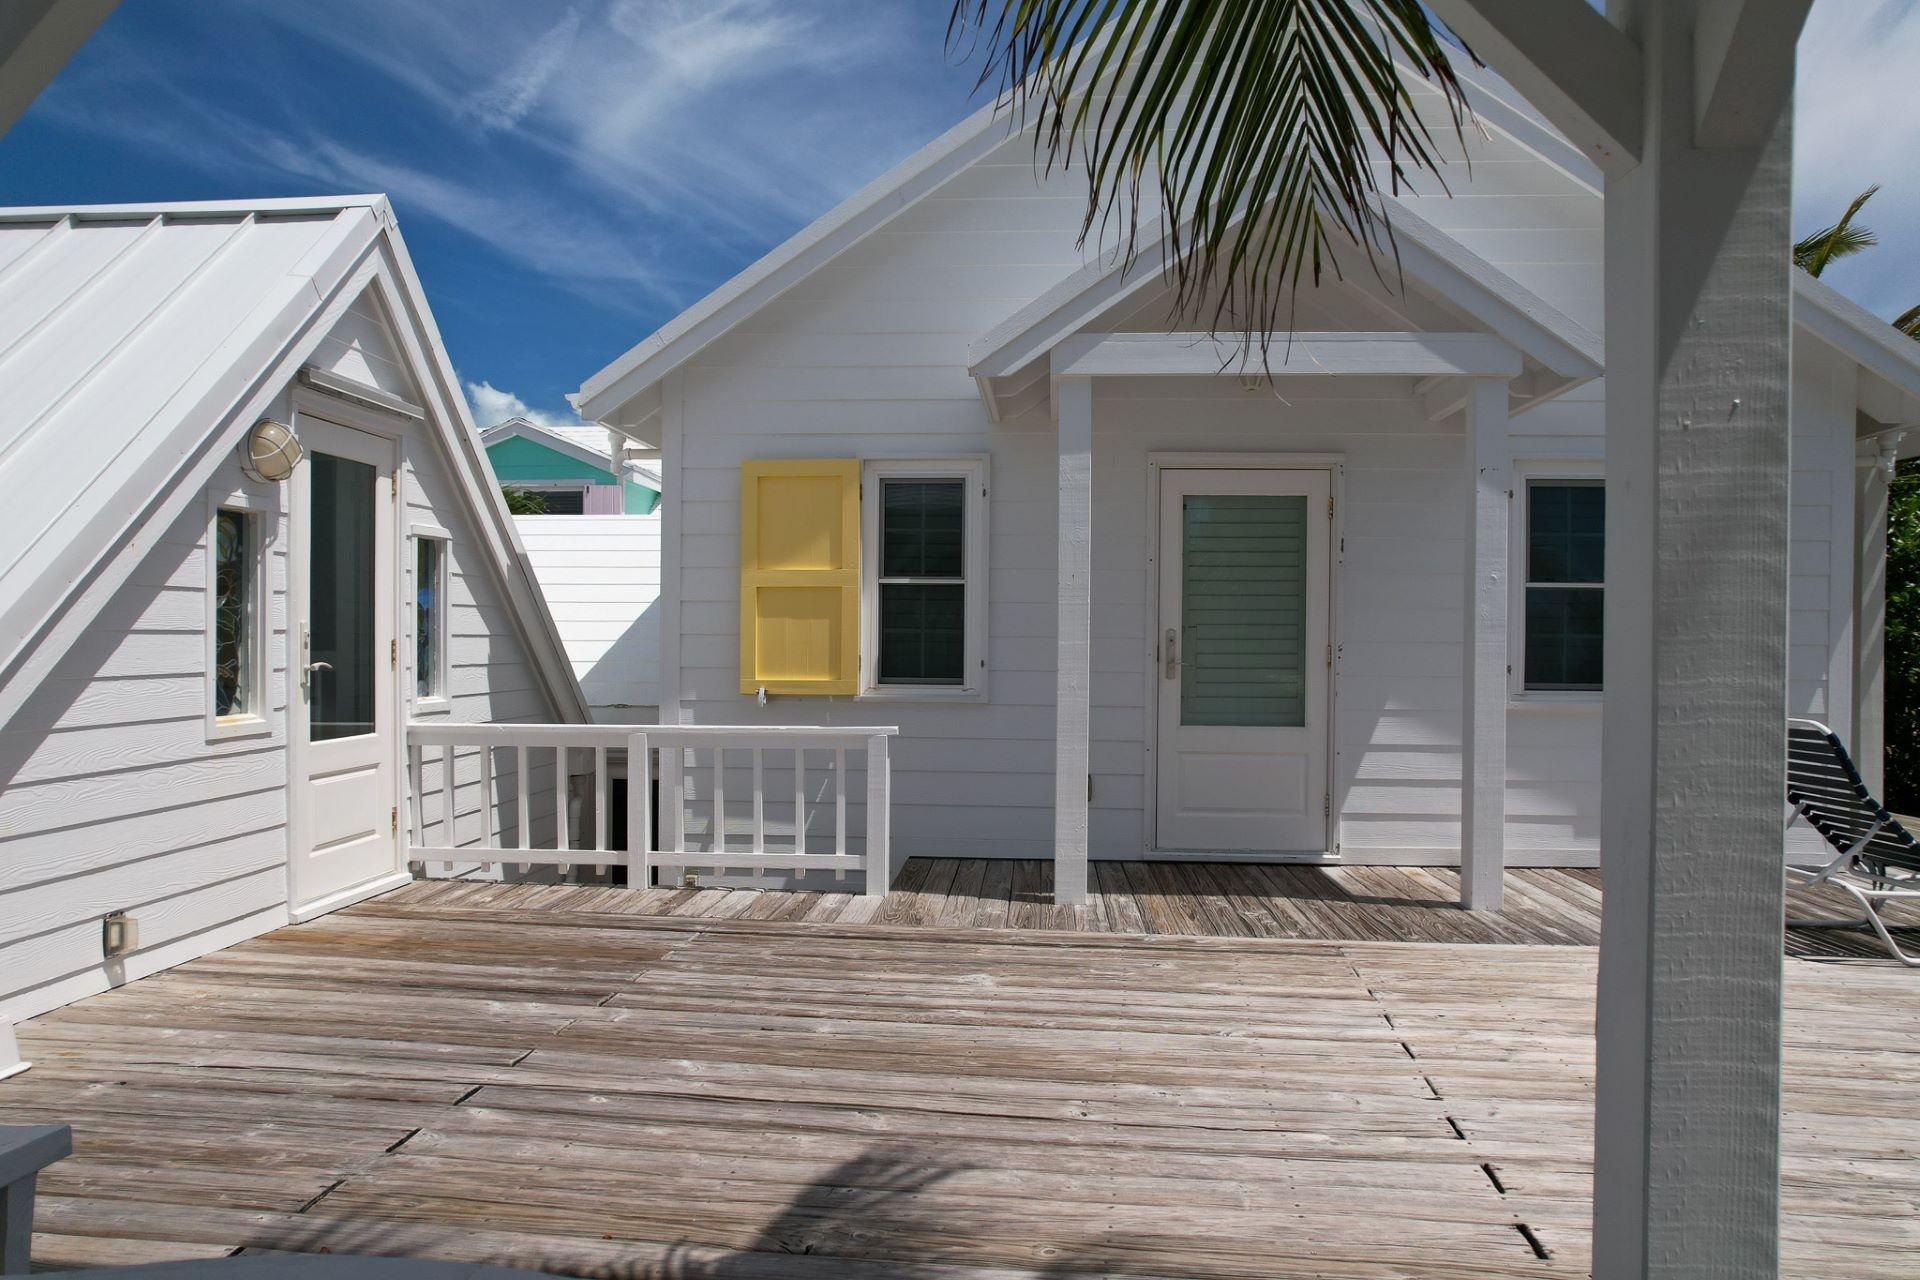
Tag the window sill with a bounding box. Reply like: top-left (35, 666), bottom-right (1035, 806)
top-left (209, 715), bottom-right (272, 743)
top-left (855, 685), bottom-right (989, 705)
top-left (412, 698), bottom-right (452, 716)
top-left (1509, 692), bottom-right (1603, 711)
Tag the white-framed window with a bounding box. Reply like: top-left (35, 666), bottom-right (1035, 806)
top-left (411, 524), bottom-right (451, 710)
top-left (510, 482), bottom-right (589, 515)
top-left (859, 457), bottom-right (989, 700)
top-left (1513, 468), bottom-right (1604, 697)
top-left (206, 494), bottom-right (269, 739)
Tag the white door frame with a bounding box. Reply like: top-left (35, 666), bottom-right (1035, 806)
top-left (285, 390), bottom-right (412, 921)
top-left (1142, 452), bottom-right (1344, 859)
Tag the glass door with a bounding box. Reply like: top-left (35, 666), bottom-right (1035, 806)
top-left (1155, 468), bottom-right (1331, 853)
top-left (290, 416), bottom-right (399, 913)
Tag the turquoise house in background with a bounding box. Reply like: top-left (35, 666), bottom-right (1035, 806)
top-left (481, 416), bottom-right (660, 515)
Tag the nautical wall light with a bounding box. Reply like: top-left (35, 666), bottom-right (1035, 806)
top-left (241, 418), bottom-right (303, 483)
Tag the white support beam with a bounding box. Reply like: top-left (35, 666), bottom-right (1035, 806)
top-left (1050, 331), bottom-right (1524, 381)
top-left (1052, 373), bottom-right (1094, 907)
top-left (0, 1), bottom-right (117, 139)
top-left (1461, 379), bottom-right (1509, 912)
top-left (1425, 0), bottom-right (1643, 174)
top-left (1592, 1), bottom-right (1807, 1274)
top-left (1694, 0), bottom-right (1815, 149)
top-left (1853, 434), bottom-right (1902, 796)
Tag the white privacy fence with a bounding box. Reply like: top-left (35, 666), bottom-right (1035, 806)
top-left (405, 722), bottom-right (897, 896)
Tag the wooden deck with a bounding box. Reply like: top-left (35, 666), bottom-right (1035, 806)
top-left (8, 877), bottom-right (1917, 1278)
top-left (574, 856), bottom-right (1910, 959)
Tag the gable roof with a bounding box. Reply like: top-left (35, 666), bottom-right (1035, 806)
top-left (0, 195), bottom-right (588, 725)
top-left (481, 416), bottom-right (662, 488)
top-left (575, 96), bottom-right (1019, 426)
top-left (575, 48), bottom-right (1622, 429)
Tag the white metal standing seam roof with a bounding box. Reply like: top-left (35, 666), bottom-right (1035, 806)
top-left (0, 196), bottom-right (589, 723)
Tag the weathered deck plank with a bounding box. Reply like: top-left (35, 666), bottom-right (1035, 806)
top-left (7, 875), bottom-right (1917, 1278)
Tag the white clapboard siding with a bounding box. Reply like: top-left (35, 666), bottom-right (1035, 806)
top-left (0, 259), bottom-right (567, 1023)
top-left (511, 514), bottom-right (661, 720)
top-left (622, 60), bottom-right (1871, 872)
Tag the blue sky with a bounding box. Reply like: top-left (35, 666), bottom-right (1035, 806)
top-left (2, 0), bottom-right (1913, 430)
top-left (0, 0), bottom-right (978, 426)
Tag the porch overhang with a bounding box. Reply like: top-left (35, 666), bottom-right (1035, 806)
top-left (1793, 271), bottom-right (1920, 440)
top-left (967, 194), bottom-right (1603, 424)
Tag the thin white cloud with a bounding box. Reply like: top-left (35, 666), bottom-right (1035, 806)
top-left (464, 6), bottom-right (586, 134)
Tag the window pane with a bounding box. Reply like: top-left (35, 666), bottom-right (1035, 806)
top-left (539, 489), bottom-right (585, 515)
top-left (1528, 484), bottom-right (1604, 583)
top-left (878, 583), bottom-right (965, 684)
top-left (214, 510), bottom-right (251, 717)
top-left (1181, 494), bottom-right (1307, 727)
top-left (881, 480), bottom-right (964, 578)
top-left (416, 539), bottom-right (441, 699)
top-left (1525, 587), bottom-right (1604, 689)
top-left (310, 453), bottom-right (377, 741)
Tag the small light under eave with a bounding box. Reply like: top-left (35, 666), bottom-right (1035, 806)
top-left (241, 418), bottom-right (302, 483)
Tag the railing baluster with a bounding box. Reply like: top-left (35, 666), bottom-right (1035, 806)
top-left (595, 747), bottom-right (609, 855)
top-left (556, 746), bottom-right (571, 852)
top-left (751, 747), bottom-right (765, 858)
top-left (794, 748), bottom-right (806, 856)
top-left (516, 744), bottom-right (531, 857)
top-left (628, 733), bottom-right (651, 889)
top-left (864, 732), bottom-right (891, 898)
top-left (834, 746), bottom-right (847, 880)
top-left (441, 745), bottom-right (456, 872)
top-left (480, 741), bottom-right (495, 852)
top-left (408, 743), bottom-right (424, 852)
top-left (666, 747), bottom-right (684, 864)
top-left (712, 745), bottom-right (726, 861)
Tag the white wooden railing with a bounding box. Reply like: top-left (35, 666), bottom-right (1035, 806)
top-left (404, 722), bottom-right (897, 897)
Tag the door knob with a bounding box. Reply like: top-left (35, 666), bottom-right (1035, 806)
top-left (1164, 628), bottom-right (1179, 678)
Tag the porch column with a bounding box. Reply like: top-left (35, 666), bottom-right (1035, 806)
top-left (1052, 373), bottom-right (1093, 905)
top-left (1593, 1), bottom-right (1801, 1274)
top-left (1460, 379), bottom-right (1510, 911)
top-left (1852, 434), bottom-right (1901, 795)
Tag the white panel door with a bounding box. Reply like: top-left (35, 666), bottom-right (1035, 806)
top-left (1155, 468), bottom-right (1331, 853)
top-left (289, 416), bottom-right (400, 910)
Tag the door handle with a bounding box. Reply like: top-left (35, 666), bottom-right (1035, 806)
top-left (301, 660), bottom-right (331, 696)
top-left (1164, 628), bottom-right (1179, 678)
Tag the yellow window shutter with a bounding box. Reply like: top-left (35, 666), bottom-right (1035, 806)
top-left (740, 459), bottom-right (860, 696)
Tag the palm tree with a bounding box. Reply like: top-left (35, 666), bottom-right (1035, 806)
top-left (1793, 185), bottom-right (1880, 278)
top-left (946, 1), bottom-right (1474, 342)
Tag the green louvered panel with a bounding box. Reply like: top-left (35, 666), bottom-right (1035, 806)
top-left (1180, 494), bottom-right (1307, 727)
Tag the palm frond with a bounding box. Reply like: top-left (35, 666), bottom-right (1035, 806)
top-left (1896, 302), bottom-right (1920, 341)
top-left (947, 0), bottom-right (1475, 353)
top-left (500, 486), bottom-right (549, 516)
top-left (1794, 185), bottom-right (1880, 277)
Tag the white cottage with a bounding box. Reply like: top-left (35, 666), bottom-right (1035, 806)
top-left (576, 60), bottom-right (1920, 902)
top-left (0, 196), bottom-right (587, 1025)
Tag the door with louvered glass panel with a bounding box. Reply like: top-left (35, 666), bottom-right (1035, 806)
top-left (1155, 468), bottom-right (1331, 852)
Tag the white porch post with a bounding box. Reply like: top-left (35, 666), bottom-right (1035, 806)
top-left (1593, 1), bottom-right (1801, 1275)
top-left (1853, 434), bottom-right (1901, 795)
top-left (1461, 379), bottom-right (1510, 911)
top-left (1052, 372), bottom-right (1093, 906)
